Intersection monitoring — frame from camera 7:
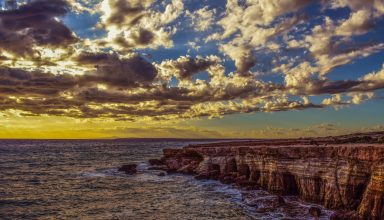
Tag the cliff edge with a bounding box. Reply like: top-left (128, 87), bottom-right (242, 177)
top-left (159, 132), bottom-right (384, 219)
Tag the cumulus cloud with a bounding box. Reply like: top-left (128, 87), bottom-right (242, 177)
top-left (0, 0), bottom-right (383, 122)
top-left (0, 0), bottom-right (77, 57)
top-left (348, 92), bottom-right (375, 104)
top-left (336, 10), bottom-right (373, 36)
top-left (75, 52), bottom-right (158, 88)
top-left (0, 67), bottom-right (77, 95)
top-left (100, 0), bottom-right (153, 27)
top-left (186, 6), bottom-right (215, 31)
top-left (357, 64), bottom-right (384, 91)
top-left (302, 14), bottom-right (384, 75)
top-left (208, 0), bottom-right (309, 74)
top-left (96, 0), bottom-right (183, 52)
top-left (220, 43), bottom-right (256, 75)
top-left (158, 55), bottom-right (220, 81)
top-left (322, 94), bottom-right (345, 106)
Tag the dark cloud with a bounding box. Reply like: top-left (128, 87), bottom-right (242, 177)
top-left (103, 0), bottom-right (148, 27)
top-left (95, 0), bottom-right (160, 51)
top-left (306, 78), bottom-right (384, 95)
top-left (131, 28), bottom-right (155, 45)
top-left (0, 0), bottom-right (77, 56)
top-left (76, 86), bottom-right (190, 104)
top-left (236, 53), bottom-right (257, 75)
top-left (1, 60), bottom-right (383, 120)
top-left (0, 67), bottom-right (77, 95)
top-left (0, 64), bottom-right (272, 119)
top-left (75, 52), bottom-right (157, 88)
top-left (309, 79), bottom-right (362, 95)
top-left (160, 56), bottom-right (220, 80)
top-left (111, 28), bottom-right (155, 50)
top-left (0, 1), bottom-right (383, 120)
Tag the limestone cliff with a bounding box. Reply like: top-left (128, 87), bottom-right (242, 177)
top-left (159, 132), bottom-right (384, 220)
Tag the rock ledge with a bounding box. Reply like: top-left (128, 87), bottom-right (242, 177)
top-left (159, 132), bottom-right (384, 220)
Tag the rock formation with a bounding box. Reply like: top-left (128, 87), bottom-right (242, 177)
top-left (118, 164), bottom-right (137, 175)
top-left (158, 132), bottom-right (384, 220)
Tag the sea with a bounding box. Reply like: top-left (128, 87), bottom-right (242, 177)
top-left (0, 140), bottom-right (333, 219)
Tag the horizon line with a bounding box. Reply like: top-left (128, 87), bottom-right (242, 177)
top-left (0, 130), bottom-right (382, 141)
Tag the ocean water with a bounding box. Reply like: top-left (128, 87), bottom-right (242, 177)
top-left (0, 140), bottom-right (332, 220)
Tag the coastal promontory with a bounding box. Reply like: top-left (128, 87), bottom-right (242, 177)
top-left (157, 132), bottom-right (384, 219)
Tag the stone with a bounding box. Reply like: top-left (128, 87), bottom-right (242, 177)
top-left (309, 206), bottom-right (321, 218)
top-left (177, 161), bottom-right (199, 174)
top-left (118, 164), bottom-right (137, 175)
top-left (148, 158), bottom-right (164, 166)
top-left (162, 148), bottom-right (203, 173)
top-left (219, 174), bottom-right (236, 184)
top-left (330, 210), bottom-right (361, 220)
top-left (242, 191), bottom-right (286, 211)
top-left (277, 196), bottom-right (286, 206)
top-left (235, 180), bottom-right (259, 190)
top-left (158, 172), bottom-right (166, 176)
top-left (255, 207), bottom-right (269, 213)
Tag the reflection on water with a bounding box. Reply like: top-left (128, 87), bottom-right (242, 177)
top-left (0, 140), bottom-right (332, 219)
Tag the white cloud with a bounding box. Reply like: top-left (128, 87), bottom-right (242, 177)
top-left (186, 6), bottom-right (216, 31)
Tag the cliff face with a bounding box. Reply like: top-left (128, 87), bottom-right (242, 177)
top-left (161, 143), bottom-right (384, 220)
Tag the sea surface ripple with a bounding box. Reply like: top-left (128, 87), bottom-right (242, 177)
top-left (0, 140), bottom-right (332, 219)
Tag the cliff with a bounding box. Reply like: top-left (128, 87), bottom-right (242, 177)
top-left (159, 132), bottom-right (384, 220)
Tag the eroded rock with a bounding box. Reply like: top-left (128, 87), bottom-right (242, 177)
top-left (159, 132), bottom-right (384, 220)
top-left (309, 206), bottom-right (322, 218)
top-left (118, 164), bottom-right (137, 175)
top-left (330, 210), bottom-right (361, 220)
top-left (148, 158), bottom-right (164, 166)
top-left (235, 180), bottom-right (259, 190)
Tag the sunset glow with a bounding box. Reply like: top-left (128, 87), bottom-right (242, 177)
top-left (0, 0), bottom-right (383, 139)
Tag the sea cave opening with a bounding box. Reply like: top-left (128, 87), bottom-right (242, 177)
top-left (283, 173), bottom-right (299, 195)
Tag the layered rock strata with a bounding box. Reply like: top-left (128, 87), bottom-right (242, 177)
top-left (159, 134), bottom-right (384, 220)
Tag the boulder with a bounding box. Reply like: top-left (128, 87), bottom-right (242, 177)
top-left (164, 158), bottom-right (182, 171)
top-left (277, 196), bottom-right (286, 206)
top-left (219, 174), bottom-right (236, 184)
top-left (242, 191), bottom-right (286, 211)
top-left (118, 164), bottom-right (137, 175)
top-left (148, 158), bottom-right (164, 166)
top-left (309, 206), bottom-right (321, 218)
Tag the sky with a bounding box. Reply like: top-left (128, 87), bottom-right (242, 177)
top-left (0, 0), bottom-right (383, 139)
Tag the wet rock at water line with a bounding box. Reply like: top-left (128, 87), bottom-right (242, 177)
top-left (118, 164), bottom-right (137, 175)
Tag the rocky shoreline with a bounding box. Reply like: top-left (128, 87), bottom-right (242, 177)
top-left (152, 132), bottom-right (384, 220)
